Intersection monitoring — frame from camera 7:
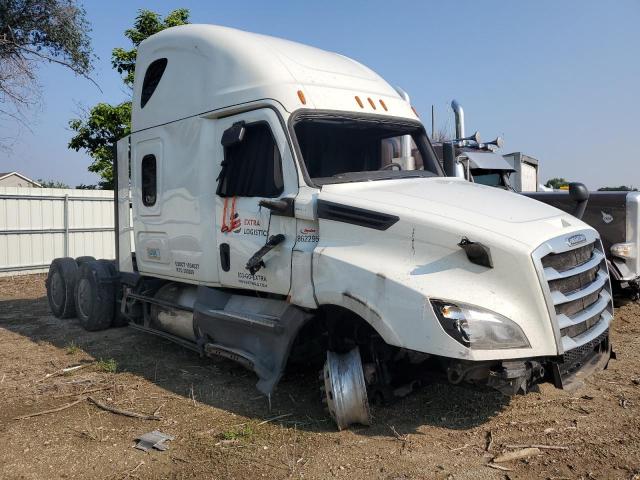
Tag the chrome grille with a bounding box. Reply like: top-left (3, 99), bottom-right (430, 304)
top-left (533, 231), bottom-right (614, 354)
top-left (542, 242), bottom-right (595, 272)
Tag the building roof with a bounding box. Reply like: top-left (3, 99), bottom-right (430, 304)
top-left (0, 171), bottom-right (42, 186)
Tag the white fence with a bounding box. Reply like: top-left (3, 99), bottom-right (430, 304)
top-left (0, 187), bottom-right (115, 276)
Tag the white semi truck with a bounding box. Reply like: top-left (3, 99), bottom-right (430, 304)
top-left (46, 25), bottom-right (614, 430)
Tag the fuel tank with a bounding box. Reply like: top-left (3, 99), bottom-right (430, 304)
top-left (149, 283), bottom-right (198, 341)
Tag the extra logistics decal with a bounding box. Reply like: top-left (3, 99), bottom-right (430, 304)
top-left (220, 197), bottom-right (268, 236)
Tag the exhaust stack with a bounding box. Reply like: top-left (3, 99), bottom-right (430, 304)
top-left (394, 86), bottom-right (415, 169)
top-left (451, 99), bottom-right (465, 140)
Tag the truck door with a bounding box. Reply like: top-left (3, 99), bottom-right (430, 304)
top-left (214, 108), bottom-right (298, 295)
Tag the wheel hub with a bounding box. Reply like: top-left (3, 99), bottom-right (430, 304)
top-left (323, 347), bottom-right (371, 430)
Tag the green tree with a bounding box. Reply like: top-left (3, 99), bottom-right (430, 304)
top-left (68, 9), bottom-right (189, 189)
top-left (37, 179), bottom-right (70, 188)
top-left (597, 185), bottom-right (638, 192)
top-left (545, 177), bottom-right (569, 189)
top-left (0, 0), bottom-right (94, 140)
top-left (68, 102), bottom-right (131, 188)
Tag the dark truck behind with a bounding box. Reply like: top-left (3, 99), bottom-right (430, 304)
top-left (434, 99), bottom-right (640, 299)
top-left (525, 191), bottom-right (640, 298)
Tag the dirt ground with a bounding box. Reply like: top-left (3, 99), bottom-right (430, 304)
top-left (0, 275), bottom-right (639, 480)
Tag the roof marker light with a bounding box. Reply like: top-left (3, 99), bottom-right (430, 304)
top-left (367, 97), bottom-right (376, 110)
top-left (297, 90), bottom-right (306, 105)
top-left (355, 96), bottom-right (364, 108)
top-left (379, 99), bottom-right (388, 111)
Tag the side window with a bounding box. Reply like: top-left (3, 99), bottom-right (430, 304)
top-left (140, 58), bottom-right (168, 108)
top-left (216, 123), bottom-right (284, 198)
top-left (141, 154), bottom-right (157, 206)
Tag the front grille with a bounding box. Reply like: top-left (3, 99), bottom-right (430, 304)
top-left (547, 264), bottom-right (599, 295)
top-left (558, 329), bottom-right (610, 377)
top-left (535, 235), bottom-right (613, 350)
top-left (542, 242), bottom-right (596, 272)
top-left (560, 311), bottom-right (601, 338)
top-left (555, 288), bottom-right (602, 317)
top-left (542, 243), bottom-right (595, 272)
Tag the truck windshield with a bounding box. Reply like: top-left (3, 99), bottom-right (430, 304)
top-left (293, 114), bottom-right (443, 185)
top-left (471, 169), bottom-right (511, 190)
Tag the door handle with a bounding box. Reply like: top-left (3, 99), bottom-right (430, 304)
top-left (220, 243), bottom-right (230, 272)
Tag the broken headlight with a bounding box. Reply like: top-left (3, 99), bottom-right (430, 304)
top-left (430, 300), bottom-right (530, 350)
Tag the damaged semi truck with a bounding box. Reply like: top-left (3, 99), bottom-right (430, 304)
top-left (46, 25), bottom-right (614, 430)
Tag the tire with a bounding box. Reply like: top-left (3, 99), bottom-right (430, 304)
top-left (46, 258), bottom-right (79, 318)
top-left (75, 256), bottom-right (96, 266)
top-left (98, 259), bottom-right (128, 327)
top-left (75, 260), bottom-right (115, 331)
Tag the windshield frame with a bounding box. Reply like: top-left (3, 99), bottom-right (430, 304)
top-left (288, 109), bottom-right (443, 188)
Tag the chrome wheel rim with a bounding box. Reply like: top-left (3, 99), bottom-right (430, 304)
top-left (323, 347), bottom-right (371, 430)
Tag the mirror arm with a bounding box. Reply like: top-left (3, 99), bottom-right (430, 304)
top-left (259, 197), bottom-right (295, 217)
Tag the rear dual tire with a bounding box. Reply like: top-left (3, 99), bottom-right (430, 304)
top-left (46, 258), bottom-right (118, 331)
top-left (46, 258), bottom-right (79, 318)
top-left (75, 260), bottom-right (116, 331)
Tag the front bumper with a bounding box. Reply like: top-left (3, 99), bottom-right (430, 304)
top-left (550, 329), bottom-right (614, 390)
top-left (466, 329), bottom-right (613, 395)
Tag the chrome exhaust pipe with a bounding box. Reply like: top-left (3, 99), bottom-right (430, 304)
top-left (451, 99), bottom-right (465, 140)
top-left (394, 86), bottom-right (415, 169)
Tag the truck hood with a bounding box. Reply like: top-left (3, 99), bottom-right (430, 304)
top-left (318, 177), bottom-right (584, 249)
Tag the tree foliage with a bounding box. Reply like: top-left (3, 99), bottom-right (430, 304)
top-left (68, 102), bottom-right (131, 188)
top-left (68, 9), bottom-right (189, 188)
top-left (597, 185), bottom-right (637, 192)
top-left (111, 8), bottom-right (189, 88)
top-left (37, 178), bottom-right (70, 188)
top-left (545, 177), bottom-right (569, 189)
top-left (0, 0), bottom-right (93, 132)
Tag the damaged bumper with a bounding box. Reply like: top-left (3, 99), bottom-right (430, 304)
top-left (448, 329), bottom-right (614, 395)
top-left (550, 329), bottom-right (614, 391)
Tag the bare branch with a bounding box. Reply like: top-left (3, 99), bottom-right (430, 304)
top-left (0, 39), bottom-right (102, 93)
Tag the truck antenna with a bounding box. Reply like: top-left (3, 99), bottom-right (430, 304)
top-left (431, 105), bottom-right (435, 139)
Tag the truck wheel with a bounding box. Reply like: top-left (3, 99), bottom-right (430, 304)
top-left (46, 258), bottom-right (78, 318)
top-left (75, 256), bottom-right (96, 266)
top-left (97, 259), bottom-right (128, 327)
top-left (75, 260), bottom-right (115, 331)
top-left (323, 347), bottom-right (371, 430)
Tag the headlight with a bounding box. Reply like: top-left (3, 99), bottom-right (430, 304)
top-left (611, 242), bottom-right (635, 259)
top-left (430, 300), bottom-right (530, 350)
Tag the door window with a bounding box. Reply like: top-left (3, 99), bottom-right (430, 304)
top-left (141, 154), bottom-right (157, 206)
top-left (216, 122), bottom-right (284, 198)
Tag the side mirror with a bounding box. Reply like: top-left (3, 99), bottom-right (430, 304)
top-left (569, 182), bottom-right (589, 220)
top-left (221, 122), bottom-right (246, 147)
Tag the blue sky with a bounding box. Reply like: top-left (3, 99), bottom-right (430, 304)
top-left (1, 0), bottom-right (638, 188)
